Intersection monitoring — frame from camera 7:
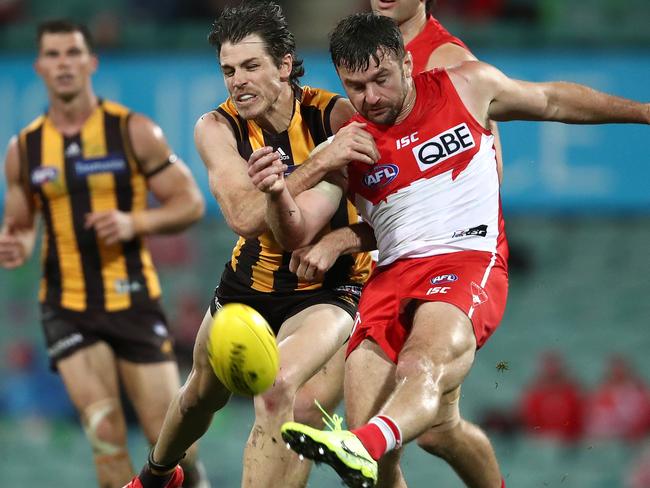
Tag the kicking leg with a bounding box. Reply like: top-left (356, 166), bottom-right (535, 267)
top-left (281, 302), bottom-right (479, 488)
top-left (152, 310), bottom-right (232, 465)
top-left (346, 340), bottom-right (407, 488)
top-left (374, 302), bottom-right (477, 443)
top-left (126, 310), bottom-right (231, 488)
top-left (358, 302), bottom-right (502, 487)
top-left (241, 304), bottom-right (351, 488)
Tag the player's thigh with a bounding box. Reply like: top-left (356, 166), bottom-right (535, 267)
top-left (401, 301), bottom-right (476, 393)
top-left (57, 341), bottom-right (122, 410)
top-left (118, 359), bottom-right (181, 442)
top-left (345, 339), bottom-right (397, 428)
top-left (275, 303), bottom-right (352, 390)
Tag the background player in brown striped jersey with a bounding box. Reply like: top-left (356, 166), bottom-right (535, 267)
top-left (0, 19), bottom-right (208, 488)
top-left (127, 2), bottom-right (378, 488)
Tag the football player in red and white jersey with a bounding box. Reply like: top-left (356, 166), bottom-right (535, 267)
top-left (248, 13), bottom-right (650, 488)
top-left (286, 0), bottom-right (503, 293)
top-left (368, 2), bottom-right (505, 483)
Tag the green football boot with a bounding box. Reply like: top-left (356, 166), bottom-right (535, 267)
top-left (281, 406), bottom-right (377, 488)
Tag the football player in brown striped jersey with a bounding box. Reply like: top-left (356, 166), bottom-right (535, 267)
top-left (128, 2), bottom-right (379, 488)
top-left (0, 19), bottom-right (207, 488)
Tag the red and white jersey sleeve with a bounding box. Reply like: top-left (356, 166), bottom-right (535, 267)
top-left (346, 70), bottom-right (507, 267)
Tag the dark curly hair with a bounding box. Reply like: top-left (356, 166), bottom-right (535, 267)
top-left (208, 1), bottom-right (304, 86)
top-left (330, 13), bottom-right (405, 73)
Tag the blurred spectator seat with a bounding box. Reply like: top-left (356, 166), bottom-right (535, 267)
top-left (585, 355), bottom-right (650, 442)
top-left (627, 442), bottom-right (650, 488)
top-left (519, 350), bottom-right (585, 442)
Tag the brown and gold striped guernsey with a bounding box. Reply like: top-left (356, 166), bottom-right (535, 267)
top-left (18, 100), bottom-right (161, 312)
top-left (216, 86), bottom-right (372, 293)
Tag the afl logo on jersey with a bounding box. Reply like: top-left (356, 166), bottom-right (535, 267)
top-left (31, 166), bottom-right (59, 186)
top-left (412, 123), bottom-right (475, 172)
top-left (363, 164), bottom-right (399, 189)
top-left (430, 274), bottom-right (459, 285)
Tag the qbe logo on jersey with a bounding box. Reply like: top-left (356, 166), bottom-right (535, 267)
top-left (411, 123), bottom-right (475, 172)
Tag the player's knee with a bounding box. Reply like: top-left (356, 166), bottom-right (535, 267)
top-left (417, 430), bottom-right (449, 458)
top-left (417, 419), bottom-right (463, 459)
top-left (293, 394), bottom-right (323, 427)
top-left (178, 367), bottom-right (231, 417)
top-left (258, 374), bottom-right (296, 416)
top-left (81, 398), bottom-right (126, 456)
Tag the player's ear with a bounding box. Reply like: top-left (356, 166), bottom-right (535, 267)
top-left (89, 53), bottom-right (99, 75)
top-left (403, 51), bottom-right (413, 79)
top-left (34, 47), bottom-right (47, 77)
top-left (279, 53), bottom-right (292, 82)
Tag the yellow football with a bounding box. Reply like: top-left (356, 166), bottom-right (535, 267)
top-left (206, 303), bottom-right (279, 396)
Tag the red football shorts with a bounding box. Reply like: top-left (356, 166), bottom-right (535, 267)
top-left (347, 251), bottom-right (508, 363)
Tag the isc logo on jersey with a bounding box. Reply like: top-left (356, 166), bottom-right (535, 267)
top-left (412, 123), bottom-right (475, 172)
top-left (363, 163), bottom-right (399, 189)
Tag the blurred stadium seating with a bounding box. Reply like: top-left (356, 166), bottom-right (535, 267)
top-left (2, 0), bottom-right (650, 50)
top-left (1, 0), bottom-right (649, 486)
